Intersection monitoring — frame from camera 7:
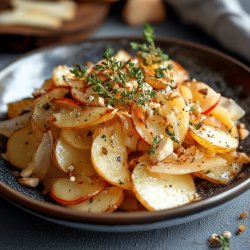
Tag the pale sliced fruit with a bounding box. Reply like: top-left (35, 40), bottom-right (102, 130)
top-left (53, 107), bottom-right (117, 129)
top-left (50, 177), bottom-right (106, 205)
top-left (61, 128), bottom-right (93, 150)
top-left (194, 153), bottom-right (247, 185)
top-left (219, 96), bottom-right (245, 121)
top-left (116, 112), bottom-right (140, 151)
top-left (0, 112), bottom-right (31, 137)
top-left (131, 103), bottom-right (153, 145)
top-left (210, 105), bottom-right (233, 129)
top-left (71, 88), bottom-right (98, 107)
top-left (91, 122), bottom-right (131, 190)
top-left (7, 98), bottom-right (34, 118)
top-left (188, 81), bottom-right (221, 114)
top-left (132, 162), bottom-right (195, 211)
top-left (190, 124), bottom-right (238, 153)
top-left (21, 130), bottom-right (53, 180)
top-left (32, 86), bottom-right (70, 133)
top-left (53, 137), bottom-right (96, 178)
top-left (7, 126), bottom-right (39, 169)
top-left (148, 155), bottom-right (227, 175)
top-left (146, 112), bottom-right (167, 138)
top-left (67, 186), bottom-right (124, 213)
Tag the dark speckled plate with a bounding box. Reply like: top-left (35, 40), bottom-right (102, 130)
top-left (0, 38), bottom-right (249, 232)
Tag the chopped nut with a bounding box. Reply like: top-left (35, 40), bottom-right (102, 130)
top-left (237, 153), bottom-right (250, 165)
top-left (239, 128), bottom-right (249, 140)
top-left (239, 211), bottom-right (249, 219)
top-left (207, 234), bottom-right (221, 248)
top-left (238, 123), bottom-right (245, 129)
top-left (98, 97), bottom-right (105, 106)
top-left (67, 164), bottom-right (75, 172)
top-left (18, 177), bottom-right (39, 188)
top-left (236, 225), bottom-right (246, 235)
top-left (70, 176), bottom-right (76, 182)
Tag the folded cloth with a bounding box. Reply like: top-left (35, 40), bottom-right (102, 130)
top-left (167, 0), bottom-right (250, 62)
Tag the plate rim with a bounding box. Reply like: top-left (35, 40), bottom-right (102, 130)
top-left (0, 36), bottom-right (249, 226)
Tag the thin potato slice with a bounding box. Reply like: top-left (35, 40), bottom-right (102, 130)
top-left (190, 125), bottom-right (238, 153)
top-left (53, 137), bottom-right (96, 179)
top-left (53, 107), bottom-right (117, 129)
top-left (0, 112), bottom-right (31, 137)
top-left (7, 98), bottom-right (34, 118)
top-left (91, 122), bottom-right (131, 190)
top-left (61, 128), bottom-right (93, 151)
top-left (7, 126), bottom-right (39, 169)
top-left (148, 155), bottom-right (227, 175)
top-left (67, 186), bottom-right (124, 213)
top-left (50, 177), bottom-right (106, 205)
top-left (132, 163), bottom-right (195, 211)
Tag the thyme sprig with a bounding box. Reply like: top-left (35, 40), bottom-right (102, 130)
top-left (70, 64), bottom-right (87, 78)
top-left (165, 129), bottom-right (179, 143)
top-left (130, 24), bottom-right (170, 65)
top-left (149, 135), bottom-right (161, 155)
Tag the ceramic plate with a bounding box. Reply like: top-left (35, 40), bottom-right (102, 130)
top-left (0, 38), bottom-right (249, 232)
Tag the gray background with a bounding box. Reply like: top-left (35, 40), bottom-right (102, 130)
top-left (0, 1), bottom-right (250, 249)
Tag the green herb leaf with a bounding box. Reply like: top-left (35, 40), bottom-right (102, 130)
top-left (165, 129), bottom-right (179, 143)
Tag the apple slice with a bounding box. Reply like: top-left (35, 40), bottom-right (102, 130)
top-left (61, 128), bottom-right (93, 151)
top-left (7, 126), bottom-right (39, 169)
top-left (210, 105), bottom-right (233, 129)
top-left (219, 96), bottom-right (245, 121)
top-left (71, 87), bottom-right (99, 107)
top-left (188, 81), bottom-right (221, 114)
top-left (32, 86), bottom-right (70, 133)
top-left (148, 155), bottom-right (227, 175)
top-left (50, 177), bottom-right (106, 205)
top-left (52, 98), bottom-right (80, 110)
top-left (0, 112), bottom-right (31, 137)
top-left (20, 130), bottom-right (53, 180)
top-left (67, 186), bottom-right (124, 213)
top-left (194, 153), bottom-right (248, 185)
top-left (7, 98), bottom-right (34, 118)
top-left (53, 107), bottom-right (117, 129)
top-left (116, 112), bottom-right (140, 151)
top-left (132, 162), bottom-right (195, 211)
top-left (131, 103), bottom-right (153, 145)
top-left (190, 124), bottom-right (238, 153)
top-left (53, 137), bottom-right (96, 178)
top-left (91, 121), bottom-right (131, 190)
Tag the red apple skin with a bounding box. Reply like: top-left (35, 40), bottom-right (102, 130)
top-left (52, 98), bottom-right (81, 110)
top-left (202, 98), bottom-right (221, 115)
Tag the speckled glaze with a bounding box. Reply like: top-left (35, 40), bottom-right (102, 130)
top-left (0, 38), bottom-right (249, 232)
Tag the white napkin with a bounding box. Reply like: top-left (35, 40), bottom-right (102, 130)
top-left (167, 0), bottom-right (250, 62)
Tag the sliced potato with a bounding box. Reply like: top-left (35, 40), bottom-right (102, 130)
top-left (132, 162), bottom-right (195, 211)
top-left (190, 125), bottom-right (238, 153)
top-left (61, 128), bottom-right (93, 151)
top-left (7, 126), bottom-right (39, 169)
top-left (67, 186), bottom-right (124, 213)
top-left (71, 88), bottom-right (98, 107)
top-left (148, 155), bottom-right (227, 175)
top-left (53, 107), bottom-right (117, 129)
top-left (91, 122), bottom-right (131, 190)
top-left (7, 98), bottom-right (34, 119)
top-left (50, 177), bottom-right (106, 205)
top-left (0, 112), bottom-right (31, 137)
top-left (53, 137), bottom-right (96, 179)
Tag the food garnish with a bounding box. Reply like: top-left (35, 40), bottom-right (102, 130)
top-left (0, 24), bottom-right (249, 213)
